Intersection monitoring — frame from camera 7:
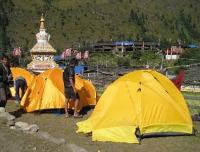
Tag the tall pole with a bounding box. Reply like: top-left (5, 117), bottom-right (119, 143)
top-left (167, 49), bottom-right (168, 60)
top-left (171, 47), bottom-right (172, 60)
top-left (19, 58), bottom-right (20, 67)
top-left (87, 58), bottom-right (90, 77)
top-left (63, 55), bottom-right (65, 66)
top-left (96, 56), bottom-right (98, 77)
top-left (105, 56), bottom-right (107, 68)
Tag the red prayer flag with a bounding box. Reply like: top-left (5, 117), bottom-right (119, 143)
top-left (12, 47), bottom-right (21, 57)
top-left (75, 52), bottom-right (81, 60)
top-left (83, 51), bottom-right (89, 59)
top-left (60, 52), bottom-right (65, 59)
top-left (65, 48), bottom-right (71, 57)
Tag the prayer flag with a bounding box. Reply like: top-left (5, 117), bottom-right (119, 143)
top-left (142, 41), bottom-right (144, 48)
top-left (75, 52), bottom-right (81, 60)
top-left (83, 51), bottom-right (89, 59)
top-left (65, 48), bottom-right (71, 57)
top-left (12, 47), bottom-right (21, 57)
top-left (60, 51), bottom-right (65, 59)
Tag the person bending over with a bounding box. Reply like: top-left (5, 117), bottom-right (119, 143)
top-left (14, 76), bottom-right (27, 104)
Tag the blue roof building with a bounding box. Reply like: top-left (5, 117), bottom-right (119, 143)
top-left (189, 44), bottom-right (198, 48)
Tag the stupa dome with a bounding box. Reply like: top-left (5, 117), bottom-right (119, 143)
top-left (36, 29), bottom-right (50, 43)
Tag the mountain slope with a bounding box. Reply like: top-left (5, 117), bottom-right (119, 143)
top-left (1, 0), bottom-right (200, 55)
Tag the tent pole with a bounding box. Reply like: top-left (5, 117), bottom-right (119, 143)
top-left (88, 58), bottom-right (89, 77)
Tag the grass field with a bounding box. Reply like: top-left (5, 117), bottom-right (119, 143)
top-left (1, 97), bottom-right (200, 152)
top-left (181, 92), bottom-right (200, 97)
top-left (0, 90), bottom-right (199, 151)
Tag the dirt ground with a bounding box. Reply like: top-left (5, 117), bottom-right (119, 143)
top-left (0, 101), bottom-right (200, 152)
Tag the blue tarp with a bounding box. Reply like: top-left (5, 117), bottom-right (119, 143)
top-left (75, 66), bottom-right (85, 74)
top-left (189, 44), bottom-right (198, 48)
top-left (59, 66), bottom-right (66, 70)
top-left (116, 41), bottom-right (134, 45)
top-left (54, 55), bottom-right (60, 61)
top-left (59, 66), bottom-right (85, 74)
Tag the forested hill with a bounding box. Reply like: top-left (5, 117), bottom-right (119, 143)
top-left (0, 0), bottom-right (200, 56)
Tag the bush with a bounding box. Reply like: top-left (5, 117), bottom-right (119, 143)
top-left (117, 57), bottom-right (130, 67)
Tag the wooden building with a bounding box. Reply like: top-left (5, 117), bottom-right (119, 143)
top-left (163, 43), bottom-right (191, 60)
top-left (93, 41), bottom-right (160, 53)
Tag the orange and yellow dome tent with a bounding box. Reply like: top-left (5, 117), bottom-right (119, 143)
top-left (20, 68), bottom-right (98, 112)
top-left (10, 67), bottom-right (35, 97)
top-left (76, 70), bottom-right (193, 144)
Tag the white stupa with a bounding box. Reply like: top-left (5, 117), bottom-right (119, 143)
top-left (27, 14), bottom-right (59, 73)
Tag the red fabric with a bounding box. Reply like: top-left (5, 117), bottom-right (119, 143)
top-left (142, 41), bottom-right (144, 48)
top-left (65, 48), bottom-right (71, 57)
top-left (75, 52), bottom-right (81, 60)
top-left (60, 48), bottom-right (72, 59)
top-left (60, 52), bottom-right (65, 59)
top-left (170, 70), bottom-right (184, 90)
top-left (83, 51), bottom-right (89, 59)
top-left (12, 47), bottom-right (21, 57)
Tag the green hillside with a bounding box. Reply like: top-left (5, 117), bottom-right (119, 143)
top-left (1, 0), bottom-right (200, 56)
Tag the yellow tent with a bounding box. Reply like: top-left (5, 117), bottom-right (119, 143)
top-left (10, 67), bottom-right (35, 97)
top-left (76, 70), bottom-right (193, 144)
top-left (68, 76), bottom-right (98, 110)
top-left (20, 68), bottom-right (98, 112)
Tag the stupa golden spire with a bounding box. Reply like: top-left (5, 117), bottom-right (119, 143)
top-left (40, 14), bottom-right (45, 29)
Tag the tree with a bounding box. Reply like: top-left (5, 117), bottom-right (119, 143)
top-left (178, 48), bottom-right (200, 65)
top-left (160, 39), bottom-right (171, 50)
top-left (117, 57), bottom-right (130, 67)
top-left (130, 10), bottom-right (134, 20)
top-left (132, 50), bottom-right (141, 60)
top-left (140, 50), bottom-right (161, 64)
top-left (0, 3), bottom-right (11, 55)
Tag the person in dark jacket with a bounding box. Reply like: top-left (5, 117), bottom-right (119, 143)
top-left (63, 58), bottom-right (82, 118)
top-left (14, 76), bottom-right (27, 104)
top-left (0, 55), bottom-right (12, 107)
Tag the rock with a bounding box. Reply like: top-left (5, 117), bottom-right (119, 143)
top-left (50, 137), bottom-right (65, 145)
top-left (15, 121), bottom-right (29, 131)
top-left (0, 107), bottom-right (6, 112)
top-left (34, 132), bottom-right (65, 145)
top-left (0, 112), bottom-right (15, 121)
top-left (67, 143), bottom-right (87, 152)
top-left (6, 115), bottom-right (16, 121)
top-left (15, 122), bottom-right (39, 133)
top-left (22, 124), bottom-right (39, 133)
top-left (0, 112), bottom-right (8, 117)
top-left (7, 120), bottom-right (15, 127)
top-left (10, 126), bottom-right (16, 129)
top-left (37, 131), bottom-right (51, 139)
